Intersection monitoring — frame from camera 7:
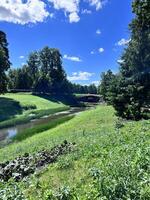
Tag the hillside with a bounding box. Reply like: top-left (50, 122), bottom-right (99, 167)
top-left (0, 106), bottom-right (149, 199)
top-left (0, 93), bottom-right (69, 128)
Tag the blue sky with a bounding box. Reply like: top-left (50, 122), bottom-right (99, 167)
top-left (0, 0), bottom-right (133, 85)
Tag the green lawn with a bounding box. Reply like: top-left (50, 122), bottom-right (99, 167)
top-left (0, 93), bottom-right (69, 128)
top-left (0, 105), bottom-right (149, 199)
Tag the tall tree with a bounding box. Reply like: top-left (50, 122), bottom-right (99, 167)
top-left (39, 47), bottom-right (67, 94)
top-left (0, 31), bottom-right (11, 93)
top-left (110, 0), bottom-right (150, 120)
top-left (27, 51), bottom-right (39, 87)
top-left (98, 70), bottom-right (115, 103)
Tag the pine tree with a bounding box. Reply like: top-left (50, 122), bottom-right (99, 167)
top-left (111, 0), bottom-right (150, 120)
top-left (0, 31), bottom-right (11, 93)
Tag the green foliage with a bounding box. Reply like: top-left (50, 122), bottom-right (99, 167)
top-left (8, 47), bottom-right (70, 94)
top-left (71, 83), bottom-right (98, 94)
top-left (0, 31), bottom-right (11, 94)
top-left (108, 0), bottom-right (150, 120)
top-left (0, 181), bottom-right (26, 200)
top-left (57, 156), bottom-right (74, 170)
top-left (98, 70), bottom-right (116, 103)
top-left (55, 186), bottom-right (78, 200)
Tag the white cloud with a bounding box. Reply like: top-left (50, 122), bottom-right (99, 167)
top-left (49, 13), bottom-right (55, 18)
top-left (87, 0), bottom-right (103, 10)
top-left (0, 0), bottom-right (49, 25)
top-left (92, 80), bottom-right (99, 86)
top-left (98, 47), bottom-right (104, 53)
top-left (0, 0), bottom-right (107, 24)
top-left (117, 59), bottom-right (124, 64)
top-left (49, 0), bottom-right (80, 23)
top-left (19, 55), bottom-right (24, 59)
top-left (69, 12), bottom-right (80, 23)
top-left (81, 9), bottom-right (92, 14)
top-left (90, 51), bottom-right (95, 54)
top-left (49, 0), bottom-right (106, 23)
top-left (68, 71), bottom-right (94, 81)
top-left (96, 29), bottom-right (101, 35)
top-left (63, 54), bottom-right (82, 62)
top-left (116, 38), bottom-right (131, 46)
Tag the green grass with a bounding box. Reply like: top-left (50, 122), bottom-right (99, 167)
top-left (12, 115), bottom-right (74, 142)
top-left (0, 93), bottom-right (69, 128)
top-left (0, 105), bottom-right (149, 199)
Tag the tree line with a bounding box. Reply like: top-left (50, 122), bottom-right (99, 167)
top-left (0, 35), bottom-right (97, 95)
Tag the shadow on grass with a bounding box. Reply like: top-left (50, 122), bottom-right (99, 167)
top-left (0, 97), bottom-right (23, 122)
top-left (33, 93), bottom-right (80, 106)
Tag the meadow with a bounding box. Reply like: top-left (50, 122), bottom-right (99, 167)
top-left (0, 103), bottom-right (149, 199)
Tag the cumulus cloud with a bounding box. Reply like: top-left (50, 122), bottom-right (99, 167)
top-left (63, 54), bottom-right (82, 62)
top-left (98, 47), bottom-right (104, 53)
top-left (49, 0), bottom-right (80, 23)
top-left (116, 38), bottom-right (131, 46)
top-left (0, 0), bottom-right (106, 24)
top-left (0, 0), bottom-right (49, 25)
top-left (68, 71), bottom-right (94, 81)
top-left (49, 0), bottom-right (105, 23)
top-left (69, 12), bottom-right (80, 23)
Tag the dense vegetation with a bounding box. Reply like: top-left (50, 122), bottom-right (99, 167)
top-left (0, 31), bottom-right (11, 94)
top-left (99, 0), bottom-right (150, 120)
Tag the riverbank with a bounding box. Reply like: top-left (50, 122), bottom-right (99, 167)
top-left (0, 105), bottom-right (149, 199)
top-left (0, 93), bottom-right (71, 129)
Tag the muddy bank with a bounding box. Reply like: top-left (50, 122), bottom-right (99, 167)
top-left (0, 140), bottom-right (75, 182)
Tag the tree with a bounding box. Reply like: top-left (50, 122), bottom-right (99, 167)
top-left (88, 84), bottom-right (98, 94)
top-left (110, 0), bottom-right (150, 120)
top-left (8, 65), bottom-right (32, 90)
top-left (0, 31), bottom-right (11, 93)
top-left (8, 69), bottom-right (18, 89)
top-left (98, 70), bottom-right (115, 103)
top-left (27, 51), bottom-right (39, 87)
top-left (33, 75), bottom-right (50, 94)
top-left (39, 47), bottom-right (67, 94)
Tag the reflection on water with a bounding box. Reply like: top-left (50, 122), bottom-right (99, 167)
top-left (8, 129), bottom-right (17, 138)
top-left (0, 106), bottom-right (93, 143)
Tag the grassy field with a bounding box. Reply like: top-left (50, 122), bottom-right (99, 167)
top-left (0, 105), bottom-right (149, 199)
top-left (0, 93), bottom-right (69, 128)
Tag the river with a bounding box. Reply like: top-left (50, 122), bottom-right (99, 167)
top-left (0, 106), bottom-right (94, 143)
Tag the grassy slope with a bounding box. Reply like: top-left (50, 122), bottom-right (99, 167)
top-left (0, 93), bottom-right (69, 128)
top-left (0, 106), bottom-right (149, 199)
